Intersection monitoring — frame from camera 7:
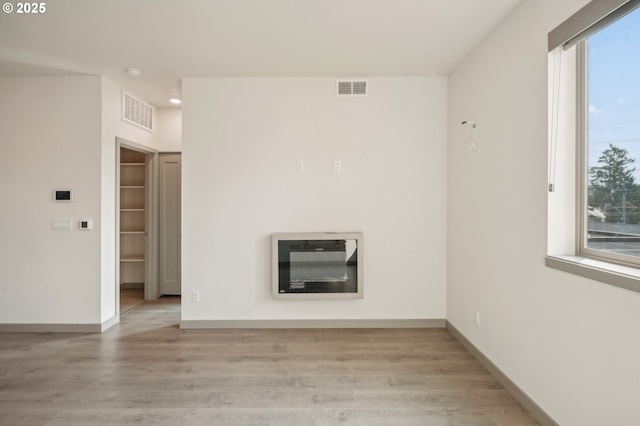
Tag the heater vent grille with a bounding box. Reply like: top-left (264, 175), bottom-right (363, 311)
top-left (122, 90), bottom-right (154, 132)
top-left (336, 80), bottom-right (368, 96)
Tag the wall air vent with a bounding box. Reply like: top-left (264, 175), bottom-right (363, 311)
top-left (336, 80), bottom-right (368, 97)
top-left (122, 90), bottom-right (154, 132)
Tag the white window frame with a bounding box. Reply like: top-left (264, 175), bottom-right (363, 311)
top-left (576, 9), bottom-right (640, 268)
top-left (546, 0), bottom-right (640, 293)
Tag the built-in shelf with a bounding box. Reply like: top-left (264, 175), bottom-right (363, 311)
top-left (120, 147), bottom-right (147, 289)
top-left (120, 255), bottom-right (145, 262)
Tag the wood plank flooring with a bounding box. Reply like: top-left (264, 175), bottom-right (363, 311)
top-left (0, 297), bottom-right (539, 425)
top-left (120, 288), bottom-right (145, 315)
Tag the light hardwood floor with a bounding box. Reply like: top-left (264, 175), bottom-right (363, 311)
top-left (120, 288), bottom-right (145, 315)
top-left (0, 297), bottom-right (539, 425)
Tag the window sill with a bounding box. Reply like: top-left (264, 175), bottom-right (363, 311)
top-left (545, 255), bottom-right (640, 294)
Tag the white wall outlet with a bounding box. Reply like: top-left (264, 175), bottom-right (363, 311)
top-left (474, 309), bottom-right (480, 327)
top-left (296, 160), bottom-right (304, 172)
top-left (334, 160), bottom-right (342, 172)
top-left (192, 290), bottom-right (200, 302)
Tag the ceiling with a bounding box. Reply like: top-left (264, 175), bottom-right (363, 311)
top-left (0, 0), bottom-right (524, 107)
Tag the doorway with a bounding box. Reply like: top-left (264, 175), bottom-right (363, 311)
top-left (116, 138), bottom-right (159, 316)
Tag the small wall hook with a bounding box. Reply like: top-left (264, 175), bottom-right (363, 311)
top-left (461, 121), bottom-right (478, 151)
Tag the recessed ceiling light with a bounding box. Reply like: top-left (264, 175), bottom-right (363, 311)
top-left (124, 67), bottom-right (142, 78)
top-left (169, 98), bottom-right (182, 105)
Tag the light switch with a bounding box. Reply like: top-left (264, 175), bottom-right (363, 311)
top-left (52, 219), bottom-right (73, 230)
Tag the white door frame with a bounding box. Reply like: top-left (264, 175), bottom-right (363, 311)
top-left (115, 137), bottom-right (159, 314)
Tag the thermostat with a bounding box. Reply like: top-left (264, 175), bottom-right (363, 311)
top-left (79, 219), bottom-right (93, 230)
top-left (54, 189), bottom-right (73, 203)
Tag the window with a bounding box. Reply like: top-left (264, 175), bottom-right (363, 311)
top-left (579, 5), bottom-right (640, 265)
top-left (547, 0), bottom-right (640, 292)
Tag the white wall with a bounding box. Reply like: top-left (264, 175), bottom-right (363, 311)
top-left (447, 0), bottom-right (640, 424)
top-left (0, 76), bottom-right (172, 326)
top-left (182, 77), bottom-right (447, 321)
top-left (156, 107), bottom-right (182, 152)
top-left (99, 78), bottom-right (158, 323)
top-left (0, 76), bottom-right (103, 324)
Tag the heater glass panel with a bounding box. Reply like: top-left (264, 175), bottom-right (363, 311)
top-left (272, 233), bottom-right (363, 299)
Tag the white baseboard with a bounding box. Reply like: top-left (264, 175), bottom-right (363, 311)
top-left (0, 323), bottom-right (101, 333)
top-left (180, 318), bottom-right (445, 329)
top-left (100, 315), bottom-right (119, 332)
top-left (0, 316), bottom-right (119, 333)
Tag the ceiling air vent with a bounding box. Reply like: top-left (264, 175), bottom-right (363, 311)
top-left (336, 80), bottom-right (368, 97)
top-left (122, 90), bottom-right (154, 132)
